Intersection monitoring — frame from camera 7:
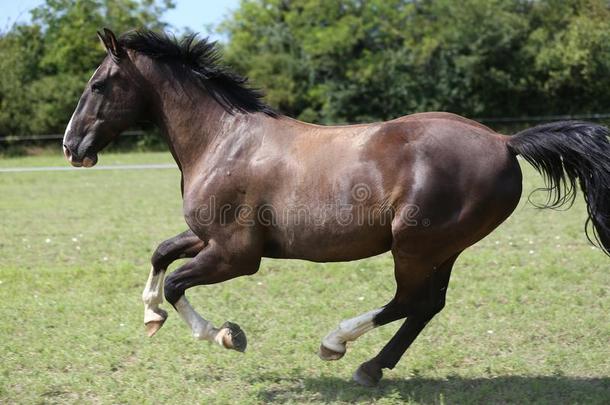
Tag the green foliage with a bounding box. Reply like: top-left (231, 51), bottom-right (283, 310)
top-left (526, 0), bottom-right (610, 113)
top-left (221, 0), bottom-right (610, 123)
top-left (0, 0), bottom-right (174, 136)
top-left (1, 0), bottom-right (610, 135)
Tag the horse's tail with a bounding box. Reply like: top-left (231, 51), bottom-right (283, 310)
top-left (506, 121), bottom-right (610, 256)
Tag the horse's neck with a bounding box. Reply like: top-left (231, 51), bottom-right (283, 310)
top-left (153, 83), bottom-right (234, 171)
top-left (141, 61), bottom-right (286, 172)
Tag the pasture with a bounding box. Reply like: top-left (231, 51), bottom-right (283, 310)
top-left (0, 151), bottom-right (608, 404)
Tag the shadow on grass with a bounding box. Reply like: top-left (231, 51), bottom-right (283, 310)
top-left (254, 374), bottom-right (609, 404)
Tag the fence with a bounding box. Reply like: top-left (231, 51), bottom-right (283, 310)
top-left (0, 130), bottom-right (147, 143)
top-left (0, 130), bottom-right (165, 154)
top-left (1, 114), bottom-right (609, 145)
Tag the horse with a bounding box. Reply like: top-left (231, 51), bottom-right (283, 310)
top-left (62, 29), bottom-right (609, 387)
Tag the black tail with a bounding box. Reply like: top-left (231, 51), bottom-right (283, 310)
top-left (507, 121), bottom-right (610, 256)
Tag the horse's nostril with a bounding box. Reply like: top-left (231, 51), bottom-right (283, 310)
top-left (63, 144), bottom-right (72, 160)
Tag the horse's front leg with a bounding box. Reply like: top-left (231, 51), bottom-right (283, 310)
top-left (143, 229), bottom-right (205, 337)
top-left (164, 238), bottom-right (261, 352)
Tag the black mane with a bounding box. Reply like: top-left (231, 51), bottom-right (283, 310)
top-left (119, 30), bottom-right (276, 117)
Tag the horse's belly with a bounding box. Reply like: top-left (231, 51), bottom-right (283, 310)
top-left (263, 222), bottom-right (393, 262)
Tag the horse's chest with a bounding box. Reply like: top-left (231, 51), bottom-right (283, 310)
top-left (182, 177), bottom-right (248, 231)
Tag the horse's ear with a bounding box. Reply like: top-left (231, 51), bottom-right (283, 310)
top-left (100, 28), bottom-right (123, 60)
top-left (97, 30), bottom-right (110, 50)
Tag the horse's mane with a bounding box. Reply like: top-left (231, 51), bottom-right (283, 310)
top-left (119, 30), bottom-right (276, 117)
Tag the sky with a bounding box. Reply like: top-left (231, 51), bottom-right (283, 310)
top-left (0, 0), bottom-right (240, 40)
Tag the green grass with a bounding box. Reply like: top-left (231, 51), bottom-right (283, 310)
top-left (0, 151), bottom-right (608, 404)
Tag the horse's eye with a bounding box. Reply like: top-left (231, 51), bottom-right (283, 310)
top-left (91, 81), bottom-right (106, 94)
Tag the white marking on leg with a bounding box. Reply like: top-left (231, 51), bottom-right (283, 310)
top-left (174, 296), bottom-right (224, 345)
top-left (322, 308), bottom-right (383, 353)
top-left (142, 267), bottom-right (166, 324)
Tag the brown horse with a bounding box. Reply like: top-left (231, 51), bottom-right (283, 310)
top-left (63, 29), bottom-right (609, 386)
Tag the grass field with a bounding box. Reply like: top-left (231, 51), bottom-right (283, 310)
top-left (0, 151), bottom-right (608, 404)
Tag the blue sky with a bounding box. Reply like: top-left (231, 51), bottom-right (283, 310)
top-left (0, 0), bottom-right (240, 40)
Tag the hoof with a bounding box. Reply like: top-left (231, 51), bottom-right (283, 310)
top-left (220, 321), bottom-right (247, 352)
top-left (144, 307), bottom-right (167, 337)
top-left (353, 361), bottom-right (383, 387)
top-left (145, 319), bottom-right (166, 337)
top-left (318, 344), bottom-right (345, 361)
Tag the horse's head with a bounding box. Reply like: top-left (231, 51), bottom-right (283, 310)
top-left (63, 29), bottom-right (146, 167)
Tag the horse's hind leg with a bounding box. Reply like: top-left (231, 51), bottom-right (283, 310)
top-left (352, 252), bottom-right (460, 387)
top-left (318, 250), bottom-right (453, 362)
top-left (143, 229), bottom-right (204, 337)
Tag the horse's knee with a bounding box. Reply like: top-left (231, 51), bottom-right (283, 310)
top-left (151, 239), bottom-right (175, 270)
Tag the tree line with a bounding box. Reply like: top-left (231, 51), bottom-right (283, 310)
top-left (1, 0), bottom-right (609, 138)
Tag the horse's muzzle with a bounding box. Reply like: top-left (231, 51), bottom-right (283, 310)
top-left (63, 144), bottom-right (97, 168)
